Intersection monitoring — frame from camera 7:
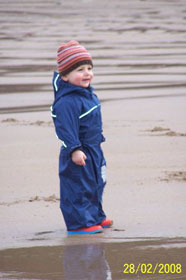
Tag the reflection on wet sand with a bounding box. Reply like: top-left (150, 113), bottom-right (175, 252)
top-left (63, 243), bottom-right (111, 280)
top-left (0, 238), bottom-right (186, 280)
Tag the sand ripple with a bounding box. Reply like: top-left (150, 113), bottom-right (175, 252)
top-left (0, 0), bottom-right (186, 113)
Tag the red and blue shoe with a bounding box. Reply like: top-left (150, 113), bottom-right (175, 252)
top-left (68, 225), bottom-right (103, 235)
top-left (100, 219), bottom-right (113, 228)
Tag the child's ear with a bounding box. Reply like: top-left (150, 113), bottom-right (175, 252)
top-left (61, 75), bottom-right (68, 82)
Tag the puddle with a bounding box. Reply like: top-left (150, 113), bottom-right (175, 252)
top-left (0, 238), bottom-right (186, 280)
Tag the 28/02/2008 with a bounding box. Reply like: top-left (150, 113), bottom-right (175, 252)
top-left (123, 263), bottom-right (182, 274)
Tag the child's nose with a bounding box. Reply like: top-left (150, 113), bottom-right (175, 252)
top-left (84, 69), bottom-right (90, 75)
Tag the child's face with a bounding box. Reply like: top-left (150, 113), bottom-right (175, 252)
top-left (62, 64), bottom-right (93, 88)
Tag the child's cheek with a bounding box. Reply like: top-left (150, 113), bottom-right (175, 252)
top-left (75, 74), bottom-right (82, 84)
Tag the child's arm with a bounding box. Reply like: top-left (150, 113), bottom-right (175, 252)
top-left (71, 150), bottom-right (87, 166)
top-left (52, 98), bottom-right (82, 155)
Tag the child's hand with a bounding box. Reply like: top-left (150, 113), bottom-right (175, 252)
top-left (71, 150), bottom-right (87, 166)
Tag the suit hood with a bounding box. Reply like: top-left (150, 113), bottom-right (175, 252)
top-left (52, 71), bottom-right (94, 103)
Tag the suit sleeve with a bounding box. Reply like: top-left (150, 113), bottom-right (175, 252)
top-left (52, 98), bottom-right (82, 155)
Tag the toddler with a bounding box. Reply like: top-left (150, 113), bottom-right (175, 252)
top-left (51, 40), bottom-right (113, 234)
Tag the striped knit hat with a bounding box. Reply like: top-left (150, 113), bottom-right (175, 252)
top-left (57, 40), bottom-right (93, 76)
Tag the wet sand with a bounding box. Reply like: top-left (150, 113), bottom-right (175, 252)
top-left (0, 0), bottom-right (186, 279)
top-left (1, 238), bottom-right (186, 280)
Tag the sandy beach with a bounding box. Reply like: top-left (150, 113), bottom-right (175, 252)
top-left (0, 0), bottom-right (186, 279)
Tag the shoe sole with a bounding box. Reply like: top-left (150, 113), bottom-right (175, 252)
top-left (68, 229), bottom-right (103, 235)
top-left (102, 225), bottom-right (112, 228)
top-left (101, 221), bottom-right (113, 228)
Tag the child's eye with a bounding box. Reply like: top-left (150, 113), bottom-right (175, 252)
top-left (77, 67), bottom-right (83, 71)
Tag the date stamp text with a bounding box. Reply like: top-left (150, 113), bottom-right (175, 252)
top-left (123, 263), bottom-right (182, 275)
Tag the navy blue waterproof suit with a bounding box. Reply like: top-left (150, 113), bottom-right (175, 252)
top-left (51, 72), bottom-right (106, 230)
